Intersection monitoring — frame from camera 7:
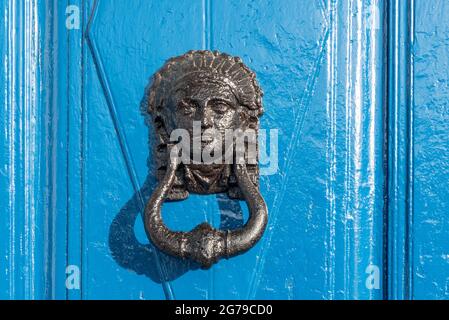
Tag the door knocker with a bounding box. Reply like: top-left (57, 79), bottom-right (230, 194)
top-left (144, 50), bottom-right (268, 268)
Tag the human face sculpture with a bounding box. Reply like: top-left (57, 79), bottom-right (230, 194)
top-left (168, 77), bottom-right (238, 162)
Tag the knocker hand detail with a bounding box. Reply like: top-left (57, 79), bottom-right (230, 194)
top-left (143, 50), bottom-right (268, 268)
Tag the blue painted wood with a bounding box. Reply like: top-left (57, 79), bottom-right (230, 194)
top-left (386, 0), bottom-right (414, 300)
top-left (386, 0), bottom-right (449, 300)
top-left (76, 0), bottom-right (385, 300)
top-left (210, 0), bottom-right (386, 300)
top-left (0, 0), bottom-right (47, 299)
top-left (1, 0), bottom-right (448, 300)
top-left (66, 0), bottom-right (84, 301)
top-left (411, 0), bottom-right (449, 300)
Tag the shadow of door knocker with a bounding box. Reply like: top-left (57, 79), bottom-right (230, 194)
top-left (143, 50), bottom-right (268, 268)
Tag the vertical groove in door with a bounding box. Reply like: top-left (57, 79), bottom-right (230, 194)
top-left (382, 0), bottom-right (389, 301)
top-left (65, 0), bottom-right (70, 300)
top-left (64, 0), bottom-right (86, 300)
top-left (0, 0), bottom-right (46, 300)
top-left (43, 0), bottom-right (57, 300)
top-left (386, 0), bottom-right (414, 300)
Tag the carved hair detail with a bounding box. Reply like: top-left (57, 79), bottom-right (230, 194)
top-left (147, 50), bottom-right (263, 117)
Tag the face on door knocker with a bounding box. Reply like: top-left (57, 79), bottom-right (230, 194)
top-left (144, 50), bottom-right (267, 268)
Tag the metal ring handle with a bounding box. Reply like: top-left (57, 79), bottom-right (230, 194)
top-left (144, 146), bottom-right (268, 268)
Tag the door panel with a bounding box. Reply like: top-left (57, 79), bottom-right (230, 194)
top-left (83, 0), bottom-right (206, 300)
top-left (79, 0), bottom-right (385, 299)
top-left (210, 0), bottom-right (385, 299)
top-left (412, 0), bottom-right (449, 300)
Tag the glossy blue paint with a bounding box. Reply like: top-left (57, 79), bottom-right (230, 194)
top-left (387, 0), bottom-right (449, 300)
top-left (1, 0), bottom-right (448, 300)
top-left (0, 0), bottom-right (47, 299)
top-left (411, 0), bottom-right (449, 300)
top-left (386, 0), bottom-right (414, 300)
top-left (210, 0), bottom-right (386, 300)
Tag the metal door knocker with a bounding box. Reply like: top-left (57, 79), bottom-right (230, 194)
top-left (144, 50), bottom-right (267, 268)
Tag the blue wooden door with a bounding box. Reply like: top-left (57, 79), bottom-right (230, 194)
top-left (1, 0), bottom-right (448, 300)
